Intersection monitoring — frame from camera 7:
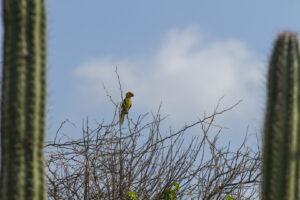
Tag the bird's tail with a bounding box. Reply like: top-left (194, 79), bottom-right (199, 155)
top-left (120, 112), bottom-right (125, 125)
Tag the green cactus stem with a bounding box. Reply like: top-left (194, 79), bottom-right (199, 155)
top-left (263, 32), bottom-right (300, 200)
top-left (0, 0), bottom-right (47, 199)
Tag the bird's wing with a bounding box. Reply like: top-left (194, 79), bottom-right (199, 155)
top-left (128, 99), bottom-right (132, 110)
top-left (121, 99), bottom-right (128, 112)
top-left (119, 97), bottom-right (133, 125)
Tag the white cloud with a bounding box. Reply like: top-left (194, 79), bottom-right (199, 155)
top-left (73, 26), bottom-right (265, 132)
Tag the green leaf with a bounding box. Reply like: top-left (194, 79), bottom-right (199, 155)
top-left (127, 191), bottom-right (138, 200)
top-left (225, 195), bottom-right (235, 200)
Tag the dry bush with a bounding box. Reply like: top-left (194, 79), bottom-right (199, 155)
top-left (45, 96), bottom-right (261, 200)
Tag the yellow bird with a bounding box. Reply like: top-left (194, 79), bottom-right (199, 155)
top-left (120, 91), bottom-right (134, 125)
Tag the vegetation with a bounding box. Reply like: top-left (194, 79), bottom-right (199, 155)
top-left (0, 0), bottom-right (47, 199)
top-left (262, 32), bottom-right (300, 200)
top-left (45, 91), bottom-right (260, 199)
top-left (4, 1), bottom-right (299, 200)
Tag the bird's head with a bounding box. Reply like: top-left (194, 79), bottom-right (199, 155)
top-left (125, 91), bottom-right (134, 98)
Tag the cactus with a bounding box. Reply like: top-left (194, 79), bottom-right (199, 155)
top-left (0, 0), bottom-right (47, 199)
top-left (262, 32), bottom-right (300, 200)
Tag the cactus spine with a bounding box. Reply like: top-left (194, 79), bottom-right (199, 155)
top-left (263, 32), bottom-right (300, 200)
top-left (0, 0), bottom-right (47, 199)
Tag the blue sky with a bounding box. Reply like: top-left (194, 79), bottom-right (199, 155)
top-left (46, 0), bottom-right (300, 143)
top-left (7, 1), bottom-right (300, 143)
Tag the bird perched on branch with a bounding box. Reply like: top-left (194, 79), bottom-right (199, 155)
top-left (120, 91), bottom-right (134, 125)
